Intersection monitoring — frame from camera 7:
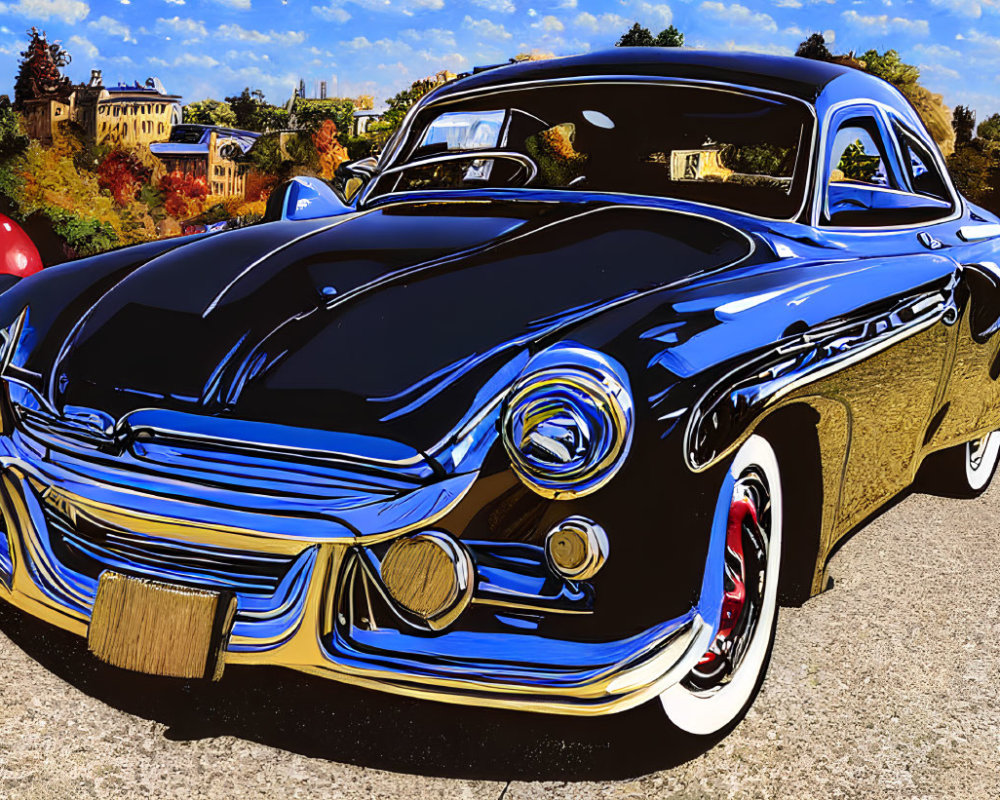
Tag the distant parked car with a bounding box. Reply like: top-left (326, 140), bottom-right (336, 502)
top-left (0, 213), bottom-right (42, 289)
top-left (1, 49), bottom-right (1000, 744)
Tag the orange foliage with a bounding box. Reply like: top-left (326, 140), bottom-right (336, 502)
top-left (160, 170), bottom-right (209, 219)
top-left (312, 119), bottom-right (349, 180)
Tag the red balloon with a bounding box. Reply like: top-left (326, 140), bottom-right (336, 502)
top-left (0, 214), bottom-right (42, 278)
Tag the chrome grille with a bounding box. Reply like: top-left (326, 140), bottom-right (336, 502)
top-left (45, 505), bottom-right (297, 596)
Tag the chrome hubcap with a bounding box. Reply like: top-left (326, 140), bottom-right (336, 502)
top-left (685, 468), bottom-right (770, 692)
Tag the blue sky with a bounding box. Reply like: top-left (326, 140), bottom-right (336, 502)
top-left (0, 0), bottom-right (996, 117)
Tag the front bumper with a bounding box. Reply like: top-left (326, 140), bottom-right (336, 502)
top-left (0, 428), bottom-right (721, 716)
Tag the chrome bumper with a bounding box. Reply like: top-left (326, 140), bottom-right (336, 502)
top-left (0, 446), bottom-right (718, 716)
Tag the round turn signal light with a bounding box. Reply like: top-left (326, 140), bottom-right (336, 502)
top-left (544, 516), bottom-right (608, 581)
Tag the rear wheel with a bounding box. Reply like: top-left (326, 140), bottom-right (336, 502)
top-left (918, 430), bottom-right (1000, 499)
top-left (659, 434), bottom-right (782, 736)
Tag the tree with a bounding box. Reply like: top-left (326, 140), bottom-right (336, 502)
top-left (252, 104), bottom-right (290, 132)
top-left (97, 146), bottom-right (151, 205)
top-left (292, 97), bottom-right (356, 137)
top-left (978, 113), bottom-right (1000, 143)
top-left (954, 105), bottom-right (976, 146)
top-left (859, 49), bottom-right (954, 156)
top-left (0, 103), bottom-right (28, 161)
top-left (14, 27), bottom-right (72, 108)
top-left (654, 25), bottom-right (684, 47)
top-left (312, 119), bottom-right (349, 179)
top-left (947, 143), bottom-right (995, 206)
top-left (795, 33), bottom-right (833, 61)
top-left (860, 49), bottom-right (921, 96)
top-left (224, 87), bottom-right (265, 130)
top-left (182, 99), bottom-right (237, 127)
top-left (616, 23), bottom-right (656, 47)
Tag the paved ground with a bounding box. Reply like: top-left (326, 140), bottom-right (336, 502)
top-left (2, 480), bottom-right (1000, 800)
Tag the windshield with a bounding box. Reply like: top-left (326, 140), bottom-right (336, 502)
top-left (369, 82), bottom-right (814, 219)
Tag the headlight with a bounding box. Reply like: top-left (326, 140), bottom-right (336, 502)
top-left (501, 345), bottom-right (633, 499)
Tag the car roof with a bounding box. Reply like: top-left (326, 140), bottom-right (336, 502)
top-left (428, 48), bottom-right (912, 114)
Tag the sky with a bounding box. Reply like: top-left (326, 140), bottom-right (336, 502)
top-left (0, 0), bottom-right (996, 118)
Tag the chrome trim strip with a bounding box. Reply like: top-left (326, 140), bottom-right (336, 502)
top-left (958, 224), bottom-right (1000, 242)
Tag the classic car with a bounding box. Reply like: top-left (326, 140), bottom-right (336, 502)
top-left (0, 48), bottom-right (999, 741)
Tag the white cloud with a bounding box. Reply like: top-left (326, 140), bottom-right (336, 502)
top-left (174, 52), bottom-right (219, 67)
top-left (401, 26), bottom-right (456, 48)
top-left (68, 34), bottom-right (97, 58)
top-left (155, 15), bottom-right (208, 40)
top-left (211, 0), bottom-right (250, 8)
top-left (841, 10), bottom-right (929, 35)
top-left (931, 0), bottom-right (1000, 17)
top-left (630, 1), bottom-right (673, 28)
top-left (147, 56), bottom-right (169, 67)
top-left (535, 14), bottom-right (564, 31)
top-left (216, 23), bottom-right (305, 45)
top-left (722, 39), bottom-right (793, 55)
top-left (699, 1), bottom-right (778, 32)
top-left (574, 11), bottom-right (628, 32)
top-left (163, 0), bottom-right (184, 4)
top-left (919, 62), bottom-right (961, 79)
top-left (914, 42), bottom-right (961, 58)
top-left (956, 29), bottom-right (1000, 48)
top-left (774, 0), bottom-right (802, 6)
top-left (88, 15), bottom-right (135, 42)
top-left (312, 3), bottom-right (350, 21)
top-left (471, 0), bottom-right (515, 11)
top-left (463, 15), bottom-right (512, 38)
top-left (557, 0), bottom-right (577, 6)
top-left (0, 0), bottom-right (89, 23)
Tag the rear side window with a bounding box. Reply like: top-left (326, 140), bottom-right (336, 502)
top-left (828, 119), bottom-right (895, 190)
top-left (892, 123), bottom-right (952, 204)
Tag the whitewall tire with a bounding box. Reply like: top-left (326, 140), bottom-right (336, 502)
top-left (659, 434), bottom-right (782, 736)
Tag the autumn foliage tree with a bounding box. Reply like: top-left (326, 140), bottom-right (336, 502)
top-left (159, 171), bottom-right (209, 219)
top-left (97, 147), bottom-right (152, 205)
top-left (14, 28), bottom-right (71, 108)
top-left (312, 119), bottom-right (349, 180)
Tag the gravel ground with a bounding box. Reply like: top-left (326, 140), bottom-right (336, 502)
top-left (1, 481), bottom-right (999, 800)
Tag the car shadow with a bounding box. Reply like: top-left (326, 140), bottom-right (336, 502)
top-left (0, 602), bottom-right (722, 781)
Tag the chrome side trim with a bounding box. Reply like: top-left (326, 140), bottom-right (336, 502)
top-left (959, 224), bottom-right (1000, 242)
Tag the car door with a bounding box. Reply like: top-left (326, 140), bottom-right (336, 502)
top-left (881, 116), bottom-right (1000, 453)
top-left (810, 104), bottom-right (964, 532)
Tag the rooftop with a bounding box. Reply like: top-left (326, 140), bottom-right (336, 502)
top-left (429, 48), bottom-right (875, 105)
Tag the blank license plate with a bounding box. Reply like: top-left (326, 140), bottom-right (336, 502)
top-left (87, 572), bottom-right (236, 680)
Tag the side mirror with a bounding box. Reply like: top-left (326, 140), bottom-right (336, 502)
top-left (826, 183), bottom-right (952, 227)
top-left (334, 157), bottom-right (378, 203)
top-left (263, 176), bottom-right (353, 223)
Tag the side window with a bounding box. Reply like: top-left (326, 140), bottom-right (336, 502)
top-left (828, 118), bottom-right (895, 190)
top-left (892, 123), bottom-right (952, 204)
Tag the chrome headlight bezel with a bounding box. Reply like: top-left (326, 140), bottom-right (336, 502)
top-left (501, 346), bottom-right (634, 499)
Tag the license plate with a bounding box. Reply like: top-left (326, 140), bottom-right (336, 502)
top-left (88, 572), bottom-right (236, 680)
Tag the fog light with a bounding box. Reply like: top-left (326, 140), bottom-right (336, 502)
top-left (545, 516), bottom-right (608, 581)
top-left (380, 532), bottom-right (473, 629)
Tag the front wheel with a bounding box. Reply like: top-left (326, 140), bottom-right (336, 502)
top-left (918, 430), bottom-right (1000, 499)
top-left (659, 434), bottom-right (782, 736)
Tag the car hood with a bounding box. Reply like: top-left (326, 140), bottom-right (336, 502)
top-left (20, 199), bottom-right (752, 455)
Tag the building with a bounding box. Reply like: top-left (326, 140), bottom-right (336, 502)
top-left (86, 76), bottom-right (182, 147)
top-left (149, 124), bottom-right (260, 199)
top-left (21, 70), bottom-right (182, 147)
